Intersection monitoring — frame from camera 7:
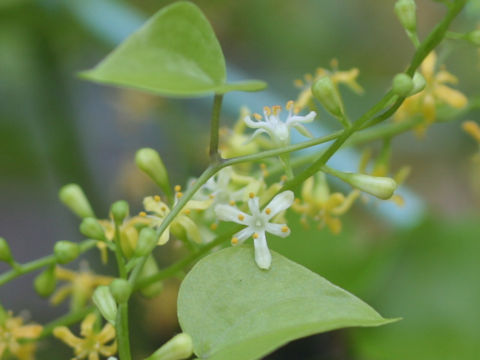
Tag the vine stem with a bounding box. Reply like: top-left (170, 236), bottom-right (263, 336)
top-left (0, 239), bottom-right (97, 286)
top-left (209, 94), bottom-right (224, 160)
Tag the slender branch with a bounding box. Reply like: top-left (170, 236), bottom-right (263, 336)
top-left (209, 94), bottom-right (224, 160)
top-left (0, 240), bottom-right (97, 287)
top-left (116, 303), bottom-right (132, 360)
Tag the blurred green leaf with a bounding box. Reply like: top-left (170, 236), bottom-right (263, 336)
top-left (177, 246), bottom-right (396, 360)
top-left (79, 1), bottom-right (266, 97)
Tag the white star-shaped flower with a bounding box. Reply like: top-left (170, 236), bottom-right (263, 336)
top-left (214, 190), bottom-right (294, 270)
top-left (244, 101), bottom-right (316, 146)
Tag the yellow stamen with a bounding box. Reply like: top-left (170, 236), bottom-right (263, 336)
top-left (304, 73), bottom-right (313, 82)
top-left (209, 194), bottom-right (215, 199)
top-left (265, 208), bottom-right (271, 215)
top-left (139, 211), bottom-right (147, 217)
top-left (174, 185), bottom-right (181, 192)
top-left (263, 106), bottom-right (271, 116)
top-left (210, 223), bottom-right (218, 231)
top-left (238, 214), bottom-right (245, 221)
top-left (229, 200), bottom-right (236, 206)
top-left (272, 105), bottom-right (282, 115)
top-left (249, 192), bottom-right (255, 199)
top-left (281, 175), bottom-right (287, 182)
top-left (154, 195), bottom-right (161, 202)
top-left (176, 192), bottom-right (183, 199)
top-left (281, 226), bottom-right (289, 233)
top-left (294, 79), bottom-right (304, 88)
top-left (161, 206), bottom-right (167, 212)
top-left (294, 198), bottom-right (301, 204)
top-left (286, 100), bottom-right (294, 111)
top-left (253, 233), bottom-right (259, 239)
top-left (231, 237), bottom-right (239, 245)
top-left (253, 113), bottom-right (262, 121)
top-left (184, 209), bottom-right (191, 215)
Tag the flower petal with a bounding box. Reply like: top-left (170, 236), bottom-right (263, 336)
top-left (433, 85), bottom-right (467, 109)
top-left (264, 190), bottom-right (294, 219)
top-left (80, 313), bottom-right (97, 337)
top-left (292, 123), bottom-right (313, 138)
top-left (53, 327), bottom-right (83, 348)
top-left (287, 111), bottom-right (316, 125)
top-left (253, 232), bottom-right (272, 270)
top-left (214, 204), bottom-right (249, 225)
top-left (12, 324), bottom-right (43, 339)
top-left (97, 324), bottom-right (116, 344)
top-left (233, 227), bottom-right (255, 243)
top-left (244, 115), bottom-right (265, 129)
top-left (265, 223), bottom-right (290, 238)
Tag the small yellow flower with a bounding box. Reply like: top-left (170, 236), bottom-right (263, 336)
top-left (0, 311), bottom-right (43, 360)
top-left (51, 266), bottom-right (113, 311)
top-left (395, 51), bottom-right (467, 135)
top-left (292, 173), bottom-right (359, 234)
top-left (463, 120), bottom-right (480, 144)
top-left (53, 313), bottom-right (116, 360)
top-left (294, 59), bottom-right (363, 113)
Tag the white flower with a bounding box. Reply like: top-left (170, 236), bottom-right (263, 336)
top-left (244, 101), bottom-right (316, 146)
top-left (214, 190), bottom-right (294, 270)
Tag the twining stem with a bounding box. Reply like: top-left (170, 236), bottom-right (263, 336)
top-left (116, 303), bottom-right (132, 360)
top-left (0, 240), bottom-right (97, 286)
top-left (209, 94), bottom-right (224, 160)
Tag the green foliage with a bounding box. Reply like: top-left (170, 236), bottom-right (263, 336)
top-left (80, 2), bottom-right (266, 97)
top-left (178, 246), bottom-right (395, 360)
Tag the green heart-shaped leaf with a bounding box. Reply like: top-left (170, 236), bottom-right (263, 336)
top-left (178, 246), bottom-right (397, 360)
top-left (80, 2), bottom-right (266, 97)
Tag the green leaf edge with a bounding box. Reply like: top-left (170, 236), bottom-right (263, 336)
top-left (178, 246), bottom-right (400, 360)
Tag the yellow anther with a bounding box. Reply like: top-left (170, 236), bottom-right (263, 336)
top-left (229, 200), bottom-right (236, 206)
top-left (286, 100), bottom-right (294, 111)
top-left (139, 211), bottom-right (147, 217)
top-left (253, 233), bottom-right (259, 239)
top-left (161, 206), bottom-right (167, 212)
top-left (281, 226), bottom-right (289, 233)
top-left (260, 163), bottom-right (267, 169)
top-left (294, 198), bottom-right (301, 204)
top-left (238, 214), bottom-right (245, 221)
top-left (184, 209), bottom-right (191, 215)
top-left (176, 192), bottom-right (183, 199)
top-left (154, 195), bottom-right (161, 202)
top-left (463, 121), bottom-right (480, 143)
top-left (249, 192), bottom-right (255, 199)
top-left (294, 79), bottom-right (304, 88)
top-left (272, 105), bottom-right (282, 115)
top-left (263, 106), bottom-right (271, 116)
top-left (265, 208), bottom-right (271, 215)
top-left (253, 113), bottom-right (262, 121)
top-left (281, 175), bottom-right (287, 182)
top-left (174, 185), bottom-right (181, 192)
top-left (315, 67), bottom-right (327, 76)
top-left (210, 223), bottom-right (218, 231)
top-left (231, 237), bottom-right (239, 245)
top-left (304, 73), bottom-right (313, 82)
top-left (209, 194), bottom-right (215, 199)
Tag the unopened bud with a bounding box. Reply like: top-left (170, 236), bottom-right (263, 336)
top-left (467, 30), bottom-right (480, 46)
top-left (311, 76), bottom-right (344, 119)
top-left (395, 0), bottom-right (416, 33)
top-left (344, 173), bottom-right (397, 199)
top-left (54, 241), bottom-right (80, 264)
top-left (59, 184), bottom-right (95, 218)
top-left (136, 148), bottom-right (171, 195)
top-left (110, 201), bottom-right (129, 225)
top-left (109, 279), bottom-right (132, 304)
top-left (139, 255), bottom-right (163, 298)
top-left (0, 237), bottom-right (13, 264)
top-left (145, 333), bottom-right (194, 360)
top-left (392, 73), bottom-right (414, 97)
top-left (79, 217), bottom-right (105, 240)
top-left (409, 72), bottom-right (426, 95)
top-left (93, 285), bottom-right (117, 325)
top-left (34, 265), bottom-right (57, 298)
top-left (135, 227), bottom-right (158, 257)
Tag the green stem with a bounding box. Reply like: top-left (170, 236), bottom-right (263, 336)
top-left (0, 240), bottom-right (97, 287)
top-left (209, 94), bottom-right (224, 160)
top-left (114, 224), bottom-right (127, 279)
top-left (116, 303), bottom-right (132, 360)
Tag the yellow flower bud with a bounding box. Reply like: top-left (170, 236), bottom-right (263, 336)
top-left (145, 333), bottom-right (194, 360)
top-left (59, 184), bottom-right (95, 218)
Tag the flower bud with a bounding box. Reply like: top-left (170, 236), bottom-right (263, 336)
top-left (59, 184), bottom-right (95, 218)
top-left (139, 255), bottom-right (163, 298)
top-left (392, 73), bottom-right (414, 97)
top-left (109, 279), bottom-right (132, 304)
top-left (145, 333), bottom-right (194, 360)
top-left (93, 285), bottom-right (117, 325)
top-left (395, 0), bottom-right (416, 33)
top-left (134, 227), bottom-right (158, 258)
top-left (409, 72), bottom-right (426, 96)
top-left (0, 237), bottom-right (13, 264)
top-left (54, 241), bottom-right (80, 264)
top-left (311, 76), bottom-right (344, 118)
top-left (136, 148), bottom-right (171, 195)
top-left (34, 265), bottom-right (57, 298)
top-left (467, 30), bottom-right (480, 46)
top-left (345, 173), bottom-right (397, 199)
top-left (110, 200), bottom-right (129, 225)
top-left (79, 217), bottom-right (105, 240)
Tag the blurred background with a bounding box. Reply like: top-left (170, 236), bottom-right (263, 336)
top-left (1, 0), bottom-right (480, 359)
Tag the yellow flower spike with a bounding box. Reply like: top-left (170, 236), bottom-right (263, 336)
top-left (463, 121), bottom-right (480, 143)
top-left (53, 313), bottom-right (117, 360)
top-left (0, 310), bottom-right (43, 360)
